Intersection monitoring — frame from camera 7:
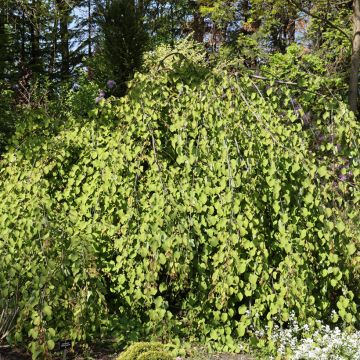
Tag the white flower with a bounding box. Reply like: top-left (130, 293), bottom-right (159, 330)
top-left (266, 313), bottom-right (360, 360)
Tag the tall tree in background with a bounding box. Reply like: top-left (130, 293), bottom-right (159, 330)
top-left (49, 1), bottom-right (58, 76)
top-left (55, 0), bottom-right (71, 79)
top-left (73, 0), bottom-right (98, 58)
top-left (100, 0), bottom-right (148, 96)
top-left (0, 3), bottom-right (7, 81)
top-left (87, 0), bottom-right (93, 56)
top-left (286, 0), bottom-right (360, 113)
top-left (0, 1), bottom-right (23, 83)
top-left (0, 0), bottom-right (358, 112)
top-left (349, 0), bottom-right (360, 112)
top-left (28, 0), bottom-right (43, 75)
top-left (143, 0), bottom-right (188, 45)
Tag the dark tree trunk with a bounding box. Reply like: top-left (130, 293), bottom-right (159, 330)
top-left (190, 0), bottom-right (204, 42)
top-left (138, 0), bottom-right (144, 15)
top-left (50, 11), bottom-right (58, 76)
top-left (88, 0), bottom-right (92, 57)
top-left (0, 6), bottom-right (6, 80)
top-left (243, 0), bottom-right (250, 18)
top-left (29, 0), bottom-right (42, 74)
top-left (349, 0), bottom-right (360, 112)
top-left (20, 12), bottom-right (26, 69)
top-left (56, 0), bottom-right (70, 79)
top-left (60, 15), bottom-right (70, 77)
top-left (29, 24), bottom-right (41, 74)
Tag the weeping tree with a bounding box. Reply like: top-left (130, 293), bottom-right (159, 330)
top-left (100, 0), bottom-right (148, 96)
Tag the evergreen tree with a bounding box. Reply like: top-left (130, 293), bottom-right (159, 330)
top-left (100, 0), bottom-right (148, 96)
top-left (0, 4), bottom-right (7, 81)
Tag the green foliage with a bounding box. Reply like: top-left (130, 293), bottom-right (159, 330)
top-left (262, 43), bottom-right (345, 100)
top-left (63, 72), bottom-right (101, 118)
top-left (302, 0), bottom-right (351, 60)
top-left (0, 40), bottom-right (359, 358)
top-left (200, 1), bottom-right (236, 25)
top-left (117, 342), bottom-right (173, 360)
top-left (137, 351), bottom-right (173, 360)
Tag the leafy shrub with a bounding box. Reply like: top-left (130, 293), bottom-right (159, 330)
top-left (137, 350), bottom-right (173, 360)
top-left (0, 39), bottom-right (359, 357)
top-left (117, 342), bottom-right (173, 360)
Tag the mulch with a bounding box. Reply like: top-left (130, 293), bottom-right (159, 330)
top-left (0, 347), bottom-right (29, 360)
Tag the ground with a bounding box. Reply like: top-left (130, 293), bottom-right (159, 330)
top-left (0, 346), bottom-right (254, 360)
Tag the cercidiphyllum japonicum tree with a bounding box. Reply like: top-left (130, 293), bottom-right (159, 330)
top-left (0, 40), bottom-right (359, 357)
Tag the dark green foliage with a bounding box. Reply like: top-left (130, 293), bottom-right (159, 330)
top-left (0, 7), bottom-right (7, 80)
top-left (0, 86), bottom-right (17, 154)
top-left (100, 0), bottom-right (148, 96)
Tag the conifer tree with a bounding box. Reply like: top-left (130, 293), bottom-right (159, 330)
top-left (100, 0), bottom-right (148, 96)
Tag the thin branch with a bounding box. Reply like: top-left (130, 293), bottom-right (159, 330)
top-left (333, 0), bottom-right (353, 6)
top-left (250, 74), bottom-right (299, 87)
top-left (248, 74), bottom-right (329, 97)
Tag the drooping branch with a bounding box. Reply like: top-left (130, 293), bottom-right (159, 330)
top-left (248, 73), bottom-right (331, 97)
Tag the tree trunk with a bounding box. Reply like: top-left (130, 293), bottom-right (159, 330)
top-left (0, 5), bottom-right (6, 80)
top-left (29, 24), bottom-right (41, 74)
top-left (20, 12), bottom-right (26, 70)
top-left (138, 0), bottom-right (144, 15)
top-left (56, 0), bottom-right (70, 79)
top-left (190, 0), bottom-right (204, 42)
top-left (60, 14), bottom-right (70, 77)
top-left (50, 10), bottom-right (58, 77)
top-left (29, 0), bottom-right (42, 75)
top-left (349, 0), bottom-right (360, 112)
top-left (88, 0), bottom-right (92, 57)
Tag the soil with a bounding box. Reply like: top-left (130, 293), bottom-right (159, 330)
top-left (0, 347), bottom-right (29, 360)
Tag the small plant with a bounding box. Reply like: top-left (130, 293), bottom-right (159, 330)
top-left (137, 350), bottom-right (173, 360)
top-left (117, 342), bottom-right (173, 360)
